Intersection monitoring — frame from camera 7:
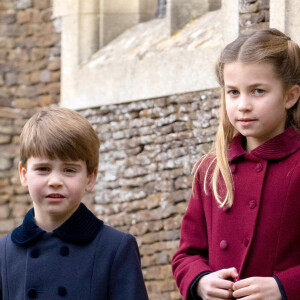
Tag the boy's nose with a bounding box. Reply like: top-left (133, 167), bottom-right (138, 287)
top-left (48, 172), bottom-right (63, 187)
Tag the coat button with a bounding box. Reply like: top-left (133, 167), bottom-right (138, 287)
top-left (248, 200), bottom-right (257, 209)
top-left (230, 164), bottom-right (237, 174)
top-left (30, 248), bottom-right (40, 258)
top-left (255, 163), bottom-right (263, 172)
top-left (220, 240), bottom-right (228, 250)
top-left (27, 288), bottom-right (38, 298)
top-left (58, 286), bottom-right (67, 297)
top-left (222, 205), bottom-right (230, 213)
top-left (60, 246), bottom-right (69, 256)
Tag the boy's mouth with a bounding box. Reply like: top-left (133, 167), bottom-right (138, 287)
top-left (46, 193), bottom-right (65, 199)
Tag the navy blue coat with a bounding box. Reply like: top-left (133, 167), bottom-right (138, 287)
top-left (0, 203), bottom-right (149, 300)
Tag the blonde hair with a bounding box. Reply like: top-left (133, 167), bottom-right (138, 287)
top-left (195, 28), bottom-right (300, 207)
top-left (20, 107), bottom-right (100, 174)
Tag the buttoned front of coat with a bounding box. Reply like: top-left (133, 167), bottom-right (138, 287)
top-left (0, 204), bottom-right (149, 300)
top-left (172, 127), bottom-right (300, 300)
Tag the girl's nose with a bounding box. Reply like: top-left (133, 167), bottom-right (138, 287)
top-left (238, 94), bottom-right (252, 111)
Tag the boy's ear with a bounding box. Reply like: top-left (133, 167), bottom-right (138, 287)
top-left (85, 168), bottom-right (98, 192)
top-left (285, 85), bottom-right (300, 109)
top-left (18, 161), bottom-right (28, 187)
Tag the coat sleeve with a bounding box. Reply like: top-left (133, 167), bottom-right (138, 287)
top-left (274, 266), bottom-right (300, 300)
top-left (109, 233), bottom-right (149, 300)
top-left (172, 170), bottom-right (213, 300)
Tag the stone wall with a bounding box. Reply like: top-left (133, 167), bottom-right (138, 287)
top-left (81, 89), bottom-right (220, 300)
top-left (0, 0), bottom-right (273, 299)
top-left (239, 0), bottom-right (270, 33)
top-left (0, 0), bottom-right (60, 233)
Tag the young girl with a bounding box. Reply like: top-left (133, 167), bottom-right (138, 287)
top-left (172, 28), bottom-right (300, 300)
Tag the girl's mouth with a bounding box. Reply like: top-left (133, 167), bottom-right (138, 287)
top-left (238, 118), bottom-right (257, 126)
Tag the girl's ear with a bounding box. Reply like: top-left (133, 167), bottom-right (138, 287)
top-left (285, 85), bottom-right (300, 109)
top-left (85, 168), bottom-right (98, 192)
top-left (18, 161), bottom-right (28, 187)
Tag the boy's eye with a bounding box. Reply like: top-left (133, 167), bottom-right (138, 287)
top-left (36, 167), bottom-right (50, 172)
top-left (64, 168), bottom-right (76, 173)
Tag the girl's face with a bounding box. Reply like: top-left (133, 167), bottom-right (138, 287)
top-left (224, 61), bottom-right (299, 151)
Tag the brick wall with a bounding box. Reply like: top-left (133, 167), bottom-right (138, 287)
top-left (0, 1), bottom-right (272, 299)
top-left (81, 89), bottom-right (220, 299)
top-left (0, 0), bottom-right (60, 233)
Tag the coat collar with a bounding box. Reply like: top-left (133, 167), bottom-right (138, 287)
top-left (228, 126), bottom-right (300, 162)
top-left (11, 203), bottom-right (103, 247)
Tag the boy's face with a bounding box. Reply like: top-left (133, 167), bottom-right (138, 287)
top-left (19, 157), bottom-right (97, 228)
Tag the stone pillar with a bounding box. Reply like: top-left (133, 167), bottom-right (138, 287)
top-left (53, 0), bottom-right (99, 65)
top-left (79, 0), bottom-right (99, 63)
top-left (100, 0), bottom-right (154, 48)
top-left (53, 0), bottom-right (80, 102)
top-left (221, 0), bottom-right (239, 45)
top-left (270, 0), bottom-right (300, 45)
top-left (167, 0), bottom-right (209, 35)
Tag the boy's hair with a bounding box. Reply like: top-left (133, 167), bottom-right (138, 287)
top-left (20, 107), bottom-right (100, 174)
top-left (197, 28), bottom-right (300, 207)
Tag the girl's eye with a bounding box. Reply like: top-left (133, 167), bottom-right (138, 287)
top-left (252, 88), bottom-right (265, 95)
top-left (227, 90), bottom-right (239, 96)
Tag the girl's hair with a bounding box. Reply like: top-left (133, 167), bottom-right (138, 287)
top-left (20, 107), bottom-right (100, 174)
top-left (196, 28), bottom-right (300, 207)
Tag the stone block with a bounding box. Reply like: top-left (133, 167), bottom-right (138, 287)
top-left (0, 23), bottom-right (21, 37)
top-left (0, 194), bottom-right (9, 205)
top-left (31, 9), bottom-right (42, 23)
top-left (259, 0), bottom-right (269, 9)
top-left (0, 205), bottom-right (10, 219)
top-left (41, 8), bottom-right (52, 22)
top-left (0, 185), bottom-right (14, 196)
top-left (0, 219), bottom-right (15, 233)
top-left (0, 12), bottom-right (16, 24)
top-left (30, 47), bottom-right (46, 61)
top-left (240, 0), bottom-right (259, 13)
top-left (47, 82), bottom-right (60, 94)
top-left (16, 0), bottom-right (32, 9)
top-left (17, 10), bottom-right (32, 24)
top-left (38, 95), bottom-right (53, 106)
top-left (5, 72), bottom-right (18, 86)
top-left (40, 69), bottom-right (51, 82)
top-left (33, 0), bottom-right (50, 10)
top-left (18, 73), bottom-right (31, 85)
top-left (0, 135), bottom-right (11, 144)
top-left (48, 58), bottom-right (61, 71)
top-left (30, 71), bottom-right (40, 84)
top-left (13, 98), bottom-right (38, 109)
top-left (11, 203), bottom-right (28, 218)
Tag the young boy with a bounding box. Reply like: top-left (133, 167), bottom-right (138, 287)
top-left (0, 107), bottom-right (149, 300)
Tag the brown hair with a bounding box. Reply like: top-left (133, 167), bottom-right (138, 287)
top-left (20, 107), bottom-right (100, 174)
top-left (197, 28), bottom-right (300, 207)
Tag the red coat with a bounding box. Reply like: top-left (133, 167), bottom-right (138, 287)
top-left (172, 127), bottom-right (300, 300)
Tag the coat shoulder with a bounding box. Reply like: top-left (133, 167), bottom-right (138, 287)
top-left (97, 224), bottom-right (137, 250)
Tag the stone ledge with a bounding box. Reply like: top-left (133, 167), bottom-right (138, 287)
top-left (60, 9), bottom-right (223, 109)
